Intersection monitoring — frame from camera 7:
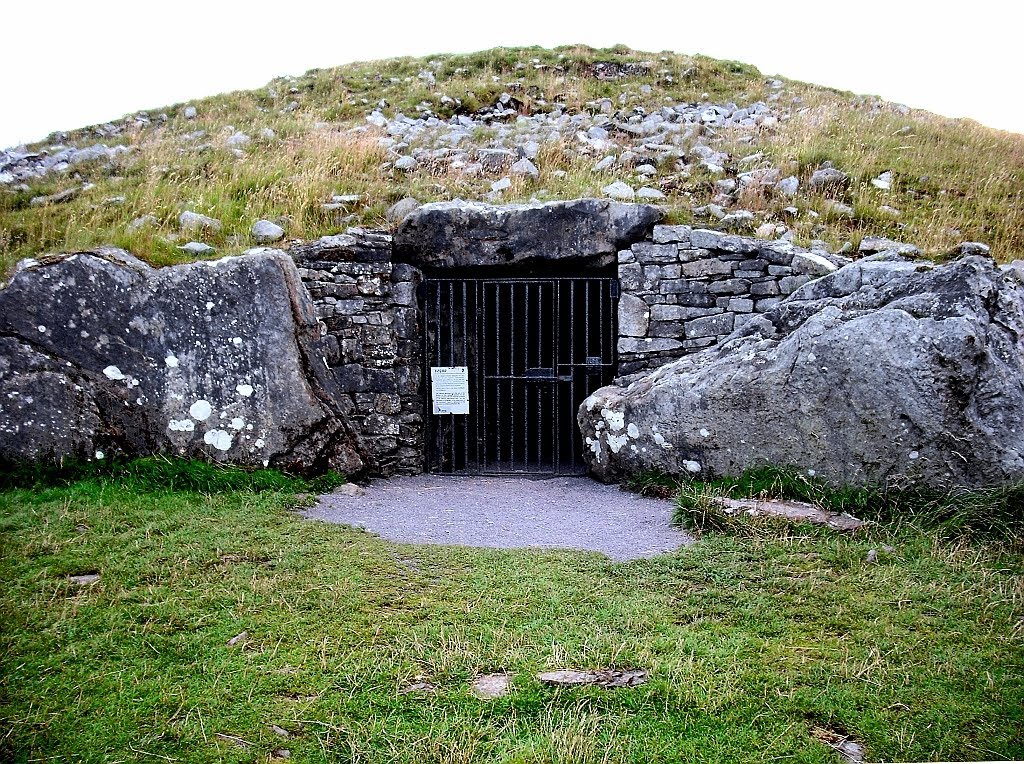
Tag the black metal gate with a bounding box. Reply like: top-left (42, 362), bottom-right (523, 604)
top-left (423, 277), bottom-right (618, 475)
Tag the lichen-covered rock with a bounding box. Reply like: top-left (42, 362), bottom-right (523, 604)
top-left (0, 248), bottom-right (365, 475)
top-left (393, 198), bottom-right (662, 268)
top-left (580, 256), bottom-right (1024, 489)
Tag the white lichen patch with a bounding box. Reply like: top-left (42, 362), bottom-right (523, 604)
top-left (606, 433), bottom-right (629, 453)
top-left (94, 450), bottom-right (105, 460)
top-left (236, 384), bottom-right (254, 397)
top-left (189, 399), bottom-right (213, 420)
top-left (683, 460), bottom-right (702, 473)
top-left (37, 325), bottom-right (46, 333)
top-left (699, 428), bottom-right (710, 438)
top-left (102, 365), bottom-right (125, 381)
top-left (229, 417), bottom-right (245, 430)
top-left (254, 438), bottom-right (266, 448)
top-left (168, 419), bottom-right (195, 432)
top-left (165, 355), bottom-right (179, 368)
top-left (626, 423), bottom-right (640, 439)
top-left (231, 337), bottom-right (242, 346)
top-left (205, 301), bottom-right (214, 310)
top-left (601, 408), bottom-right (625, 432)
top-left (203, 429), bottom-right (233, 451)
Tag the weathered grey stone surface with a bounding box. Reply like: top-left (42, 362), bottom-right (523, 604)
top-left (179, 210), bottom-right (222, 233)
top-left (582, 256), bottom-right (1024, 489)
top-left (386, 197), bottom-right (421, 226)
top-left (0, 248), bottom-right (365, 475)
top-left (252, 219), bottom-right (285, 243)
top-left (393, 198), bottom-right (662, 268)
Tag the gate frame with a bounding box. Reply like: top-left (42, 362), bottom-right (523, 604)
top-left (421, 274), bottom-right (619, 476)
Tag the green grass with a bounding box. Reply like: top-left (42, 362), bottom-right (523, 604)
top-left (4, 44), bottom-right (1023, 279)
top-left (2, 462), bottom-right (1022, 761)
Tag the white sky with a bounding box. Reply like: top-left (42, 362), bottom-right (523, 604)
top-left (2, 0), bottom-right (1020, 149)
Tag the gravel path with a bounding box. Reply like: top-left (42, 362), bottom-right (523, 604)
top-left (303, 475), bottom-right (692, 561)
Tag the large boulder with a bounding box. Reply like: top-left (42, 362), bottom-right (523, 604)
top-left (393, 198), bottom-right (662, 268)
top-left (580, 256), bottom-right (1024, 489)
top-left (0, 248), bottom-right (365, 475)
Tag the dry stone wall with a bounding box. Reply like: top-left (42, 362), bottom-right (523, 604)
top-left (286, 212), bottom-right (857, 475)
top-left (289, 230), bottom-right (423, 475)
top-left (617, 225), bottom-right (840, 376)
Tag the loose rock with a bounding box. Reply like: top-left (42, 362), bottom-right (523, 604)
top-left (252, 220), bottom-right (285, 244)
top-left (602, 181), bottom-right (636, 200)
top-left (386, 197), bottom-right (421, 225)
top-left (177, 242), bottom-right (216, 255)
top-left (127, 214), bottom-right (158, 232)
top-left (471, 673), bottom-right (511, 699)
top-left (871, 170), bottom-right (893, 190)
top-left (510, 157), bottom-right (539, 178)
top-left (394, 155), bottom-right (418, 171)
top-left (809, 166), bottom-right (850, 193)
top-left (226, 631), bottom-right (249, 647)
top-left (636, 186), bottom-right (666, 200)
top-left (179, 210), bottom-right (222, 233)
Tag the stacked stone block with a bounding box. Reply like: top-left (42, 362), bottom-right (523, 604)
top-left (290, 230), bottom-right (423, 475)
top-left (617, 225), bottom-right (833, 375)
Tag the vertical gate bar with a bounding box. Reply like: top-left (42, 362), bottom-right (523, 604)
top-left (570, 280), bottom-right (577, 471)
top-left (425, 281), bottom-right (432, 473)
top-left (448, 281), bottom-right (454, 471)
top-left (475, 280), bottom-right (482, 472)
top-left (510, 281), bottom-right (515, 470)
top-left (536, 282), bottom-right (543, 469)
top-left (460, 279), bottom-right (468, 471)
top-left (494, 282), bottom-right (502, 469)
top-left (585, 280), bottom-right (591, 359)
top-left (554, 280), bottom-right (561, 472)
top-left (524, 280), bottom-right (532, 464)
top-left (480, 279), bottom-right (486, 471)
top-left (435, 282), bottom-right (442, 471)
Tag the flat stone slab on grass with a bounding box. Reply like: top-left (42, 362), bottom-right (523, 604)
top-left (717, 497), bottom-right (865, 531)
top-left (537, 668), bottom-right (649, 688)
top-left (304, 475), bottom-right (691, 561)
top-left (470, 673), bottom-right (511, 699)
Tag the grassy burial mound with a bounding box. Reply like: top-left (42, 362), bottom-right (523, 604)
top-left (2, 45), bottom-right (1023, 280)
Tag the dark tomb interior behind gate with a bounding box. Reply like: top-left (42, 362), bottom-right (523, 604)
top-left (424, 275), bottom-right (617, 474)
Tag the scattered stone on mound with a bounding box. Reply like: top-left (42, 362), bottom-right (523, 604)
top-left (0, 248), bottom-right (365, 475)
top-left (580, 255), bottom-right (1024, 489)
top-left (393, 198), bottom-right (662, 268)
